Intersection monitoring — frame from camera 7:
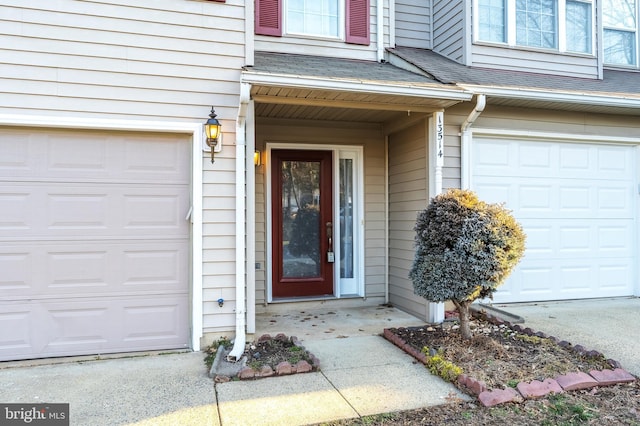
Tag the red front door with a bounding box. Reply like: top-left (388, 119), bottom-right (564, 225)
top-left (271, 150), bottom-right (334, 298)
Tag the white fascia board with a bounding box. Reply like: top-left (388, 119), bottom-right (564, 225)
top-left (459, 84), bottom-right (640, 109)
top-left (241, 72), bottom-right (473, 101)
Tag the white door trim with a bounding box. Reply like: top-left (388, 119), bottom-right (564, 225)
top-left (265, 143), bottom-right (365, 302)
top-left (0, 113), bottom-right (204, 351)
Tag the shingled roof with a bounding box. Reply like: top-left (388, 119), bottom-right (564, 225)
top-left (250, 51), bottom-right (461, 90)
top-left (389, 47), bottom-right (640, 99)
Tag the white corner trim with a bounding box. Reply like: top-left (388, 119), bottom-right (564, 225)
top-left (0, 113), bottom-right (205, 352)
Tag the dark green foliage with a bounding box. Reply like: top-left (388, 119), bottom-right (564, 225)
top-left (410, 189), bottom-right (526, 305)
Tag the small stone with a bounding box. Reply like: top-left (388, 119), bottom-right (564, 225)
top-left (253, 352), bottom-right (261, 359)
top-left (452, 325), bottom-right (460, 330)
top-left (427, 327), bottom-right (435, 332)
top-left (214, 375), bottom-right (231, 383)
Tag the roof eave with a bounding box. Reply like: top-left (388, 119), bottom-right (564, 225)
top-left (460, 84), bottom-right (640, 110)
top-left (242, 70), bottom-right (474, 102)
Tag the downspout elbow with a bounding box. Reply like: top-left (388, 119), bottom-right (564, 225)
top-left (461, 94), bottom-right (486, 133)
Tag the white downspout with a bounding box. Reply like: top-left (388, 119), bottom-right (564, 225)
top-left (460, 94), bottom-right (486, 189)
top-left (377, 0), bottom-right (384, 62)
top-left (227, 83), bottom-right (251, 361)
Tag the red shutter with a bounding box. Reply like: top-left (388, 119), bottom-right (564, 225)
top-left (255, 0), bottom-right (282, 36)
top-left (346, 0), bottom-right (370, 45)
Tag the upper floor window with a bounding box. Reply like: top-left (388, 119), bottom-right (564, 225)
top-left (603, 0), bottom-right (637, 66)
top-left (255, 0), bottom-right (370, 45)
top-left (475, 0), bottom-right (593, 54)
top-left (287, 0), bottom-right (340, 38)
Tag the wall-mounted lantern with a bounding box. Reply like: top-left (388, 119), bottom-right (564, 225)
top-left (204, 107), bottom-right (222, 163)
top-left (254, 150), bottom-right (261, 166)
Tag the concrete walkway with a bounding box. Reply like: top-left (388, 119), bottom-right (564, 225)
top-left (0, 306), bottom-right (466, 426)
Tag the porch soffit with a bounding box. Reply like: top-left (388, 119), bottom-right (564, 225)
top-left (244, 52), bottom-right (472, 123)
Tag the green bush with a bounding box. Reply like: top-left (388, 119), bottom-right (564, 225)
top-left (410, 189), bottom-right (526, 338)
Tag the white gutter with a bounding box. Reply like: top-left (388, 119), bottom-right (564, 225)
top-left (377, 0), bottom-right (384, 62)
top-left (458, 85), bottom-right (640, 109)
top-left (460, 94), bottom-right (486, 189)
top-left (242, 72), bottom-right (472, 101)
top-left (227, 83), bottom-right (251, 361)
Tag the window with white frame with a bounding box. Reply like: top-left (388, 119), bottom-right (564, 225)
top-left (603, 0), bottom-right (637, 65)
top-left (286, 0), bottom-right (341, 38)
top-left (475, 0), bottom-right (593, 54)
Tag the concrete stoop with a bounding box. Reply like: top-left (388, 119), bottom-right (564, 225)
top-left (384, 310), bottom-right (637, 408)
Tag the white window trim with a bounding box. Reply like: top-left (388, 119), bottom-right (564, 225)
top-left (283, 0), bottom-right (346, 41)
top-left (265, 143), bottom-right (365, 302)
top-left (602, 0), bottom-right (640, 67)
top-left (474, 0), bottom-right (595, 55)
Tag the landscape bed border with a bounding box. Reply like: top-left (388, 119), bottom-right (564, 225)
top-left (383, 310), bottom-right (636, 407)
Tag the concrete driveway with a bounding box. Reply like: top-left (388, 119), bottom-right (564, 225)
top-left (494, 297), bottom-right (640, 376)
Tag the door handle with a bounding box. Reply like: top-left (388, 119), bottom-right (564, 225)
top-left (326, 222), bottom-right (334, 263)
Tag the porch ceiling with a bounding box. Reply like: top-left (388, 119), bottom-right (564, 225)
top-left (251, 85), bottom-right (458, 123)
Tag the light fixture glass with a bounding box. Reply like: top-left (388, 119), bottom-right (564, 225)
top-left (204, 107), bottom-right (221, 163)
top-left (254, 150), bottom-right (261, 166)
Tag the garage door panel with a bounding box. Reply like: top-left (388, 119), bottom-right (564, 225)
top-left (476, 179), bottom-right (634, 219)
top-left (0, 183), bottom-right (190, 239)
top-left (2, 240), bottom-right (188, 299)
top-left (0, 295), bottom-right (189, 361)
top-left (0, 130), bottom-right (190, 184)
top-left (473, 138), bottom-right (636, 303)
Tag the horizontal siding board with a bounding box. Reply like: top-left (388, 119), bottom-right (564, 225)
top-left (472, 45), bottom-right (598, 78)
top-left (395, 0), bottom-right (431, 48)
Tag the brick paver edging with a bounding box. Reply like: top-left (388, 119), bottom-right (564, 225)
top-left (235, 334), bottom-right (320, 380)
top-left (383, 312), bottom-right (636, 407)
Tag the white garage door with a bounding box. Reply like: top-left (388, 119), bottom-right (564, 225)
top-left (0, 128), bottom-right (191, 361)
top-left (472, 137), bottom-right (637, 303)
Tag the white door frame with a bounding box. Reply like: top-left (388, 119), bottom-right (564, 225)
top-left (265, 143), bottom-right (365, 302)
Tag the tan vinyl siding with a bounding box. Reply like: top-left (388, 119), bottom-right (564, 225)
top-left (387, 121), bottom-right (429, 319)
top-left (473, 106), bottom-right (640, 138)
top-left (1, 0), bottom-right (246, 337)
top-left (253, 118), bottom-right (386, 308)
top-left (395, 1), bottom-right (431, 49)
top-left (254, 1), bottom-right (387, 61)
top-left (432, 0), bottom-right (465, 63)
top-left (0, 0), bottom-right (245, 120)
top-left (471, 45), bottom-right (599, 79)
